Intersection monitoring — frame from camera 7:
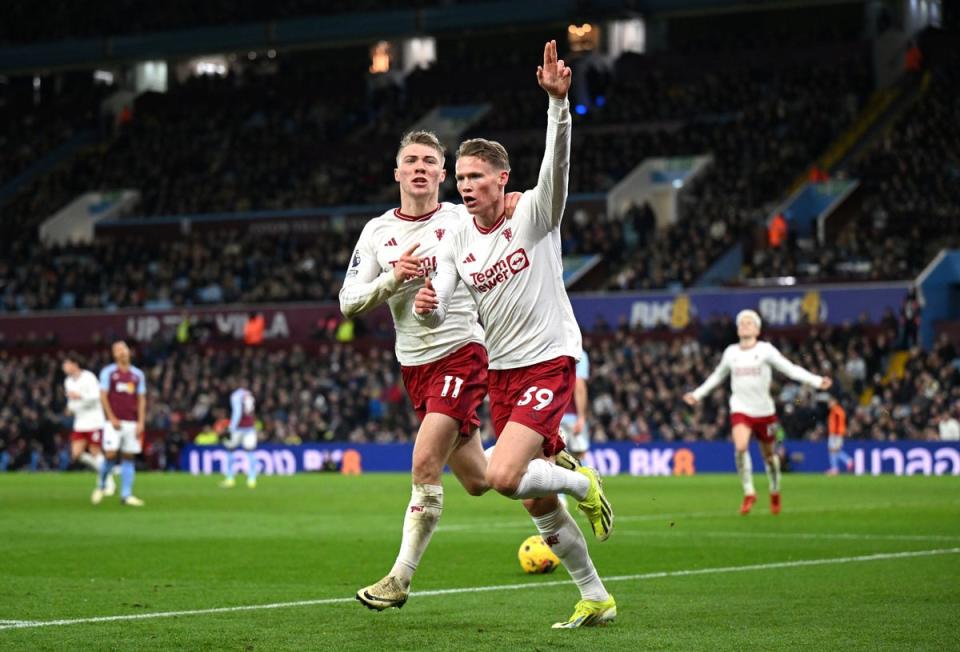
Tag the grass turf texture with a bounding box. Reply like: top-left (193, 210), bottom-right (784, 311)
top-left (1, 472), bottom-right (957, 650)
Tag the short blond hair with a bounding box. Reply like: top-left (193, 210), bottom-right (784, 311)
top-left (457, 138), bottom-right (511, 172)
top-left (736, 309), bottom-right (762, 330)
top-left (396, 130), bottom-right (445, 165)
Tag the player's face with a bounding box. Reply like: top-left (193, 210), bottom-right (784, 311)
top-left (394, 144), bottom-right (445, 201)
top-left (455, 156), bottom-right (509, 216)
top-left (62, 360), bottom-right (78, 376)
top-left (112, 342), bottom-right (131, 365)
top-left (737, 316), bottom-right (760, 339)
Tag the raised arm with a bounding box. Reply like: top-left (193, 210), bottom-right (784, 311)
top-left (528, 40), bottom-right (573, 233)
top-left (767, 345), bottom-right (831, 389)
top-left (339, 224), bottom-right (421, 318)
top-left (412, 238), bottom-right (460, 328)
top-left (685, 351), bottom-right (732, 405)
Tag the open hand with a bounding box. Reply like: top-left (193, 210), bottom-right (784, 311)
top-left (682, 393), bottom-right (698, 406)
top-left (536, 40), bottom-right (571, 99)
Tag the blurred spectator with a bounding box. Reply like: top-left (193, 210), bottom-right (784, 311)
top-left (768, 213), bottom-right (788, 249)
top-left (900, 288), bottom-right (922, 349)
top-left (244, 312), bottom-right (265, 346)
top-left (939, 412), bottom-right (960, 441)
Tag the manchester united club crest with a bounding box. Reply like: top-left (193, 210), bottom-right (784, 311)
top-left (502, 228), bottom-right (513, 242)
top-left (435, 228), bottom-right (445, 241)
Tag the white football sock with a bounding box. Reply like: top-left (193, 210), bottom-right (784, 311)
top-left (390, 483), bottom-right (443, 589)
top-left (78, 452), bottom-right (99, 472)
top-left (532, 506), bottom-right (607, 602)
top-left (511, 458), bottom-right (589, 501)
top-left (736, 450), bottom-right (755, 496)
top-left (764, 454), bottom-right (781, 493)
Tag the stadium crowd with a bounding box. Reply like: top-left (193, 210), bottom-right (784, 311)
top-left (749, 32), bottom-right (960, 282)
top-left (0, 231), bottom-right (353, 312)
top-left (2, 323), bottom-right (958, 471)
top-left (1, 37), bottom-right (880, 312)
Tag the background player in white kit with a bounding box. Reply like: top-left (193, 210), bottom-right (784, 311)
top-left (559, 349), bottom-right (590, 461)
top-left (62, 356), bottom-right (114, 496)
top-left (683, 309), bottom-right (832, 515)
top-left (95, 341), bottom-right (146, 507)
top-left (220, 386), bottom-right (259, 489)
top-left (415, 40), bottom-right (616, 629)
top-left (340, 128), bottom-right (523, 611)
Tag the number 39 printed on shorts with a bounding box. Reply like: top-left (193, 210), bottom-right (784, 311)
top-left (517, 386), bottom-right (554, 411)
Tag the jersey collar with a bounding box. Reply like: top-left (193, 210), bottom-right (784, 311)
top-left (473, 212), bottom-right (506, 234)
top-left (393, 204), bottom-right (441, 222)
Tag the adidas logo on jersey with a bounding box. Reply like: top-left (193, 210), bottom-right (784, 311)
top-left (385, 237), bottom-right (398, 247)
top-left (463, 253), bottom-right (476, 264)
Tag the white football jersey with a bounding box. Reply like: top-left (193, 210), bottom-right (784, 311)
top-left (64, 369), bottom-right (106, 431)
top-left (415, 97), bottom-right (581, 370)
top-left (692, 340), bottom-right (823, 417)
top-left (339, 202), bottom-right (484, 366)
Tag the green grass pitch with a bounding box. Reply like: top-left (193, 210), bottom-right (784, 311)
top-left (1, 472), bottom-right (958, 650)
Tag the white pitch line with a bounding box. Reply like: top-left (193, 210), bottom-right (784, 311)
top-left (2, 547), bottom-right (958, 632)
top-left (437, 500), bottom-right (960, 533)
top-left (618, 530), bottom-right (960, 543)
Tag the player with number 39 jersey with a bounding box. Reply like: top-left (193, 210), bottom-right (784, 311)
top-left (413, 40), bottom-right (616, 630)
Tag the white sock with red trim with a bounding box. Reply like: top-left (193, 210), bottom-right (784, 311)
top-left (736, 450), bottom-right (755, 496)
top-left (764, 454), bottom-right (781, 493)
top-left (532, 506), bottom-right (607, 601)
top-left (389, 483), bottom-right (443, 589)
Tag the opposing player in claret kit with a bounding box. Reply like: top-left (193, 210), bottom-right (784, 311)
top-left (95, 340), bottom-right (147, 507)
top-left (340, 112), bottom-right (527, 611)
top-left (414, 40), bottom-right (616, 629)
top-left (683, 309), bottom-right (833, 515)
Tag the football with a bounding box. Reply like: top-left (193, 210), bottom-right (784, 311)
top-left (518, 535), bottom-right (560, 574)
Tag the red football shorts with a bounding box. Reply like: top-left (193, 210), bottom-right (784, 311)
top-left (487, 356), bottom-right (576, 457)
top-left (730, 413), bottom-right (779, 443)
top-left (70, 430), bottom-right (102, 446)
top-left (401, 342), bottom-right (488, 437)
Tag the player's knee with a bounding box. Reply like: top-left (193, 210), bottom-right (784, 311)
top-left (411, 455), bottom-right (444, 485)
top-left (461, 477), bottom-right (489, 496)
top-left (486, 466), bottom-right (520, 496)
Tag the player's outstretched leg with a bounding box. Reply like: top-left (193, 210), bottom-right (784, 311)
top-left (734, 449), bottom-right (756, 515)
top-left (246, 451), bottom-right (257, 488)
top-left (575, 466), bottom-right (613, 541)
top-left (528, 497), bottom-right (616, 628)
top-left (120, 458), bottom-right (144, 507)
top-left (356, 482), bottom-right (442, 610)
top-left (761, 442), bottom-right (781, 515)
